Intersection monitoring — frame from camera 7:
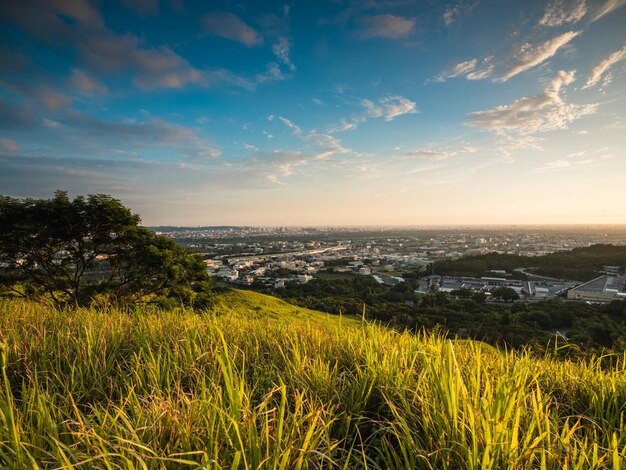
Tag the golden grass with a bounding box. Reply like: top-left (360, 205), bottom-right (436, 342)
top-left (0, 291), bottom-right (624, 468)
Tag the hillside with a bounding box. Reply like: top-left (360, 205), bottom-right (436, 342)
top-left (0, 291), bottom-right (624, 468)
top-left (433, 244), bottom-right (626, 281)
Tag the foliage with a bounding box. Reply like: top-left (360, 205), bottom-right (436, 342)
top-left (433, 244), bottom-right (626, 281)
top-left (256, 277), bottom-right (626, 353)
top-left (0, 293), bottom-right (624, 468)
top-left (0, 191), bottom-right (210, 306)
top-left (491, 286), bottom-right (520, 302)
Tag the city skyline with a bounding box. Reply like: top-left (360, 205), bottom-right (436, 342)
top-left (1, 0), bottom-right (625, 225)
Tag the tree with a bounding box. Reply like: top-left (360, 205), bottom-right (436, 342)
top-left (0, 191), bottom-right (210, 306)
top-left (491, 286), bottom-right (520, 302)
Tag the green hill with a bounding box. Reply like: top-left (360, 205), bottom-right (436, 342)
top-left (433, 243), bottom-right (626, 281)
top-left (0, 291), bottom-right (624, 468)
top-left (211, 288), bottom-right (361, 325)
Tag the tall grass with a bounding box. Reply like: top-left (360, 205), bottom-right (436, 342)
top-left (0, 291), bottom-right (624, 469)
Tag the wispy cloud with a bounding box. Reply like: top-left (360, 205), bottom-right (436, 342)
top-left (436, 59), bottom-right (477, 82)
top-left (356, 14), bottom-right (415, 39)
top-left (498, 31), bottom-right (580, 82)
top-left (78, 34), bottom-right (203, 90)
top-left (437, 56), bottom-right (494, 82)
top-left (272, 37), bottom-right (295, 71)
top-left (275, 115), bottom-right (352, 159)
top-left (590, 0), bottom-right (626, 21)
top-left (443, 2), bottom-right (477, 26)
top-left (0, 1), bottom-right (203, 91)
top-left (328, 119), bottom-right (358, 133)
top-left (531, 158), bottom-right (571, 173)
top-left (582, 44), bottom-right (626, 89)
top-left (539, 0), bottom-right (586, 26)
top-left (467, 70), bottom-right (597, 135)
top-left (201, 12), bottom-right (262, 46)
top-left (437, 31), bottom-right (580, 83)
top-left (1, 1), bottom-right (297, 94)
top-left (361, 96), bottom-right (418, 121)
top-left (405, 146), bottom-right (477, 159)
top-left (277, 116), bottom-right (302, 136)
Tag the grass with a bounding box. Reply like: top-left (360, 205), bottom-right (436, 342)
top-left (0, 290), bottom-right (624, 469)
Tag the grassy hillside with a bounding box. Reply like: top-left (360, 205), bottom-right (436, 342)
top-left (0, 291), bottom-right (624, 468)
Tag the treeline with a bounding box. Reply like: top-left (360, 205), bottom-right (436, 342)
top-left (433, 244), bottom-right (626, 281)
top-left (251, 276), bottom-right (626, 354)
top-left (0, 192), bottom-right (212, 307)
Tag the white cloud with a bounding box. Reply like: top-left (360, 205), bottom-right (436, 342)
top-left (406, 146), bottom-right (477, 159)
top-left (437, 31), bottom-right (580, 83)
top-left (591, 0), bottom-right (626, 21)
top-left (467, 70), bottom-right (597, 135)
top-left (443, 2), bottom-right (477, 26)
top-left (532, 159), bottom-right (571, 173)
top-left (539, 0), bottom-right (586, 26)
top-left (277, 116), bottom-right (302, 136)
top-left (275, 115), bottom-right (351, 159)
top-left (361, 95), bottom-right (418, 121)
top-left (272, 37), bottom-right (295, 71)
top-left (550, 69), bottom-right (576, 95)
top-left (467, 59), bottom-right (495, 80)
top-left (582, 44), bottom-right (626, 89)
top-left (356, 14), bottom-right (415, 39)
top-left (498, 31), bottom-right (580, 82)
top-left (436, 59), bottom-right (477, 82)
top-left (328, 119), bottom-right (358, 133)
top-left (437, 56), bottom-right (494, 82)
top-left (201, 12), bottom-right (262, 46)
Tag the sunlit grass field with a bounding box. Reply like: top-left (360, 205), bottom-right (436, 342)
top-left (0, 290), bottom-right (624, 468)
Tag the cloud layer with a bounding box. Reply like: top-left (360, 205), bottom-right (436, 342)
top-left (498, 31), bottom-right (580, 82)
top-left (467, 70), bottom-right (597, 135)
top-left (361, 96), bottom-right (418, 121)
top-left (539, 0), bottom-right (587, 27)
top-left (583, 44), bottom-right (626, 89)
top-left (357, 15), bottom-right (415, 39)
top-left (201, 12), bottom-right (262, 46)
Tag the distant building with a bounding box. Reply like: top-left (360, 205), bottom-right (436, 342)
top-left (567, 275), bottom-right (626, 302)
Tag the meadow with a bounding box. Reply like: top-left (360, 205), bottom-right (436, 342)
top-left (0, 290), bottom-right (624, 469)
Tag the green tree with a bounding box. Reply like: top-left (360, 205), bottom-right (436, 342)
top-left (0, 191), bottom-right (210, 306)
top-left (491, 286), bottom-right (520, 302)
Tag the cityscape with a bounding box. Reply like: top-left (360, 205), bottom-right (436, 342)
top-left (158, 225), bottom-right (626, 302)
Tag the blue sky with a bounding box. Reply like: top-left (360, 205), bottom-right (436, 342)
top-left (1, 0), bottom-right (625, 225)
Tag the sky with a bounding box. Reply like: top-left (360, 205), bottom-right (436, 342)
top-left (0, 0), bottom-right (625, 226)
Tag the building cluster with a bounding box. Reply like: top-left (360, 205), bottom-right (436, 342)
top-left (160, 226), bottom-right (626, 261)
top-left (204, 242), bottom-right (428, 288)
top-left (419, 275), bottom-right (576, 300)
top-left (158, 226), bottom-right (626, 303)
top-left (566, 267), bottom-right (626, 302)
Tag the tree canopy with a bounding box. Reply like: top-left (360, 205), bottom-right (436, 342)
top-left (0, 191), bottom-right (211, 306)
